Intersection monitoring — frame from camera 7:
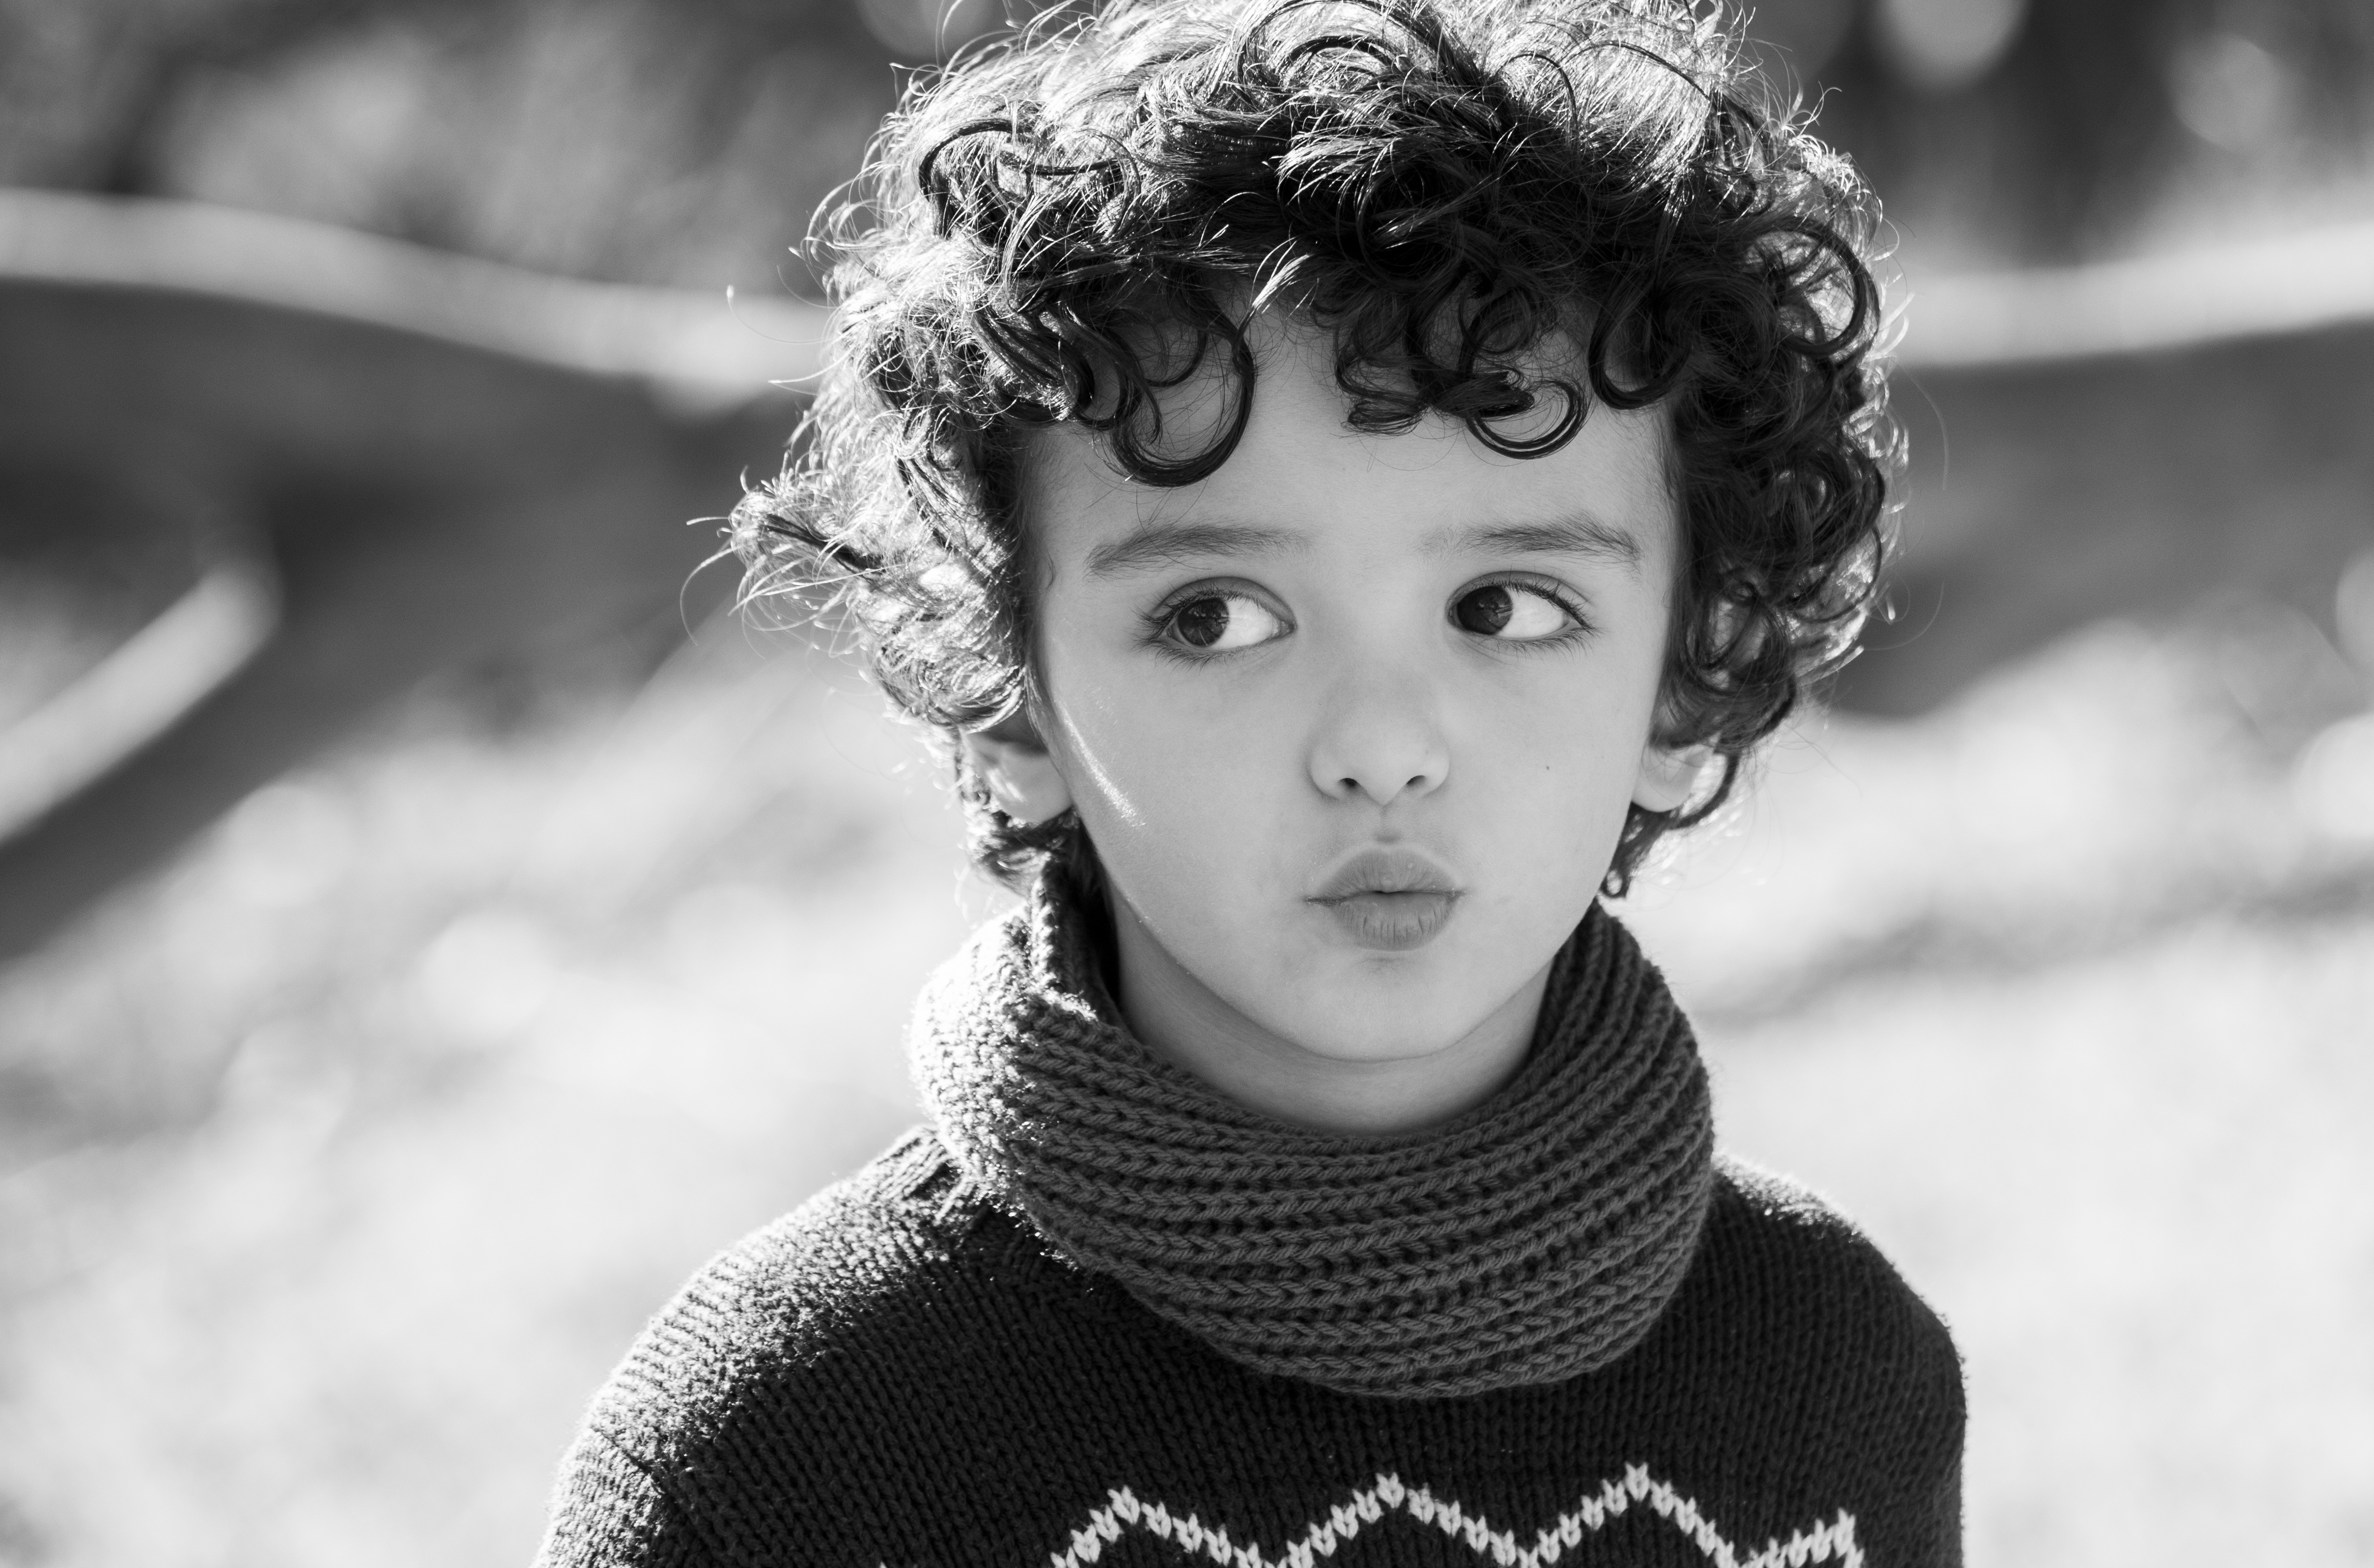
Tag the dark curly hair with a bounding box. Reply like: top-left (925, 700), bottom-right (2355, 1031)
top-left (733, 0), bottom-right (1896, 895)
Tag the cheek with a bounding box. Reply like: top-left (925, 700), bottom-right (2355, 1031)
top-left (1459, 649), bottom-right (1665, 854)
top-left (1036, 633), bottom-right (1292, 885)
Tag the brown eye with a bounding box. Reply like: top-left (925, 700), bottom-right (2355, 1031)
top-left (1451, 582), bottom-right (1576, 641)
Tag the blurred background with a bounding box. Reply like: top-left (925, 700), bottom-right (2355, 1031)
top-left (0, 0), bottom-right (2370, 1563)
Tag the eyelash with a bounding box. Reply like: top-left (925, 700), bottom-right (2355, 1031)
top-left (1143, 579), bottom-right (1294, 661)
top-left (1140, 574), bottom-right (1595, 659)
top-left (1454, 573), bottom-right (1596, 649)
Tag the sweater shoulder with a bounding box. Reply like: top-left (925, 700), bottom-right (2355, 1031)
top-left (1705, 1154), bottom-right (1951, 1327)
top-left (578, 1128), bottom-right (984, 1463)
top-left (1691, 1153), bottom-right (1966, 1445)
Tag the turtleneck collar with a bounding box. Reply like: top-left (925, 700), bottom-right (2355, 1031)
top-left (910, 860), bottom-right (1716, 1399)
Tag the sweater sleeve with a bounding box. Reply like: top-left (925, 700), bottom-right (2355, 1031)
top-left (1898, 1260), bottom-right (1968, 1568)
top-left (533, 1425), bottom-right (714, 1568)
top-left (1703, 1157), bottom-right (1968, 1566)
top-left (532, 1134), bottom-right (960, 1567)
top-left (1931, 1450), bottom-right (1966, 1568)
top-left (1870, 1262), bottom-right (1965, 1568)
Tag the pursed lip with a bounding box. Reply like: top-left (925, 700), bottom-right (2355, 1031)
top-left (1309, 845), bottom-right (1459, 902)
top-left (1306, 846), bottom-right (1463, 952)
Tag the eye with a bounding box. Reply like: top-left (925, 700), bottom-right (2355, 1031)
top-left (1161, 590), bottom-right (1290, 652)
top-left (1450, 582), bottom-right (1579, 641)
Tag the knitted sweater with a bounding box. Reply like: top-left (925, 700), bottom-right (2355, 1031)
top-left (537, 893), bottom-right (1965, 1567)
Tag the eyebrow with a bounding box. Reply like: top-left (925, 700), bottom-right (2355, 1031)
top-left (1084, 520), bottom-right (1309, 577)
top-left (1433, 517), bottom-right (1645, 573)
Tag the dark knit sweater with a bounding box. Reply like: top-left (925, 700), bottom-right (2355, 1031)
top-left (537, 892), bottom-right (1964, 1567)
top-left (538, 1139), bottom-right (1961, 1567)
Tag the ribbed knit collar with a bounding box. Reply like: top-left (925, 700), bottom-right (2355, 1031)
top-left (910, 862), bottom-right (1716, 1399)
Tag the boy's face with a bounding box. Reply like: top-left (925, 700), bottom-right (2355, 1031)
top-left (994, 315), bottom-right (1695, 1118)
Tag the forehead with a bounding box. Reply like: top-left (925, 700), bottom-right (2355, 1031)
top-left (1019, 313), bottom-right (1679, 577)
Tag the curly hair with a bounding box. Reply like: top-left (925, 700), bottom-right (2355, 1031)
top-left (732, 0), bottom-right (1895, 896)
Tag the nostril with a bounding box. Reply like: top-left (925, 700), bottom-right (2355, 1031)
top-left (1310, 724), bottom-right (1451, 806)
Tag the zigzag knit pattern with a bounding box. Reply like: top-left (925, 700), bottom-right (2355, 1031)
top-left (1051, 1469), bottom-right (1860, 1568)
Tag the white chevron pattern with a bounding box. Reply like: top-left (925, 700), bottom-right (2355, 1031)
top-left (1048, 1467), bottom-right (1861, 1568)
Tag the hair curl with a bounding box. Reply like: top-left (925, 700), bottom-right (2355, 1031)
top-left (733, 0), bottom-right (1896, 895)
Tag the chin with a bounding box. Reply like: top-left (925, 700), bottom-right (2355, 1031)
top-left (1268, 974), bottom-right (1503, 1065)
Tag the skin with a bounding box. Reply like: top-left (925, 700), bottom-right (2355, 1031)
top-left (967, 314), bottom-right (1700, 1135)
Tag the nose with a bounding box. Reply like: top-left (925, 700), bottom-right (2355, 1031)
top-left (1306, 663), bottom-right (1450, 809)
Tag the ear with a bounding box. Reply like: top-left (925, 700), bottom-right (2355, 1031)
top-left (1631, 737), bottom-right (1711, 814)
top-left (961, 712), bottom-right (1075, 826)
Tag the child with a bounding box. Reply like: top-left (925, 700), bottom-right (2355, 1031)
top-left (539, 0), bottom-right (1963, 1562)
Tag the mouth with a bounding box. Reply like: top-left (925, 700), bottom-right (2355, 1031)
top-left (1306, 846), bottom-right (1462, 953)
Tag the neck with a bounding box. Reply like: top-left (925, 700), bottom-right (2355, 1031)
top-left (1106, 891), bottom-right (1549, 1136)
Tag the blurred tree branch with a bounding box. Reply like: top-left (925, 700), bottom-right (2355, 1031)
top-left (5, 0), bottom-right (2371, 273)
